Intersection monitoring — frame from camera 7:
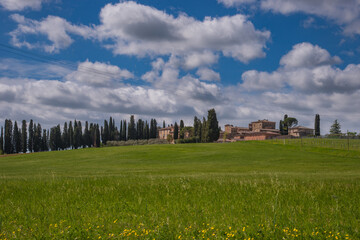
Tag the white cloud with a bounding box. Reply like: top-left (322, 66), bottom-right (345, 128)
top-left (96, 1), bottom-right (270, 62)
top-left (219, 0), bottom-right (360, 35)
top-left (9, 14), bottom-right (94, 53)
top-left (196, 68), bottom-right (221, 81)
top-left (280, 42), bottom-right (341, 69)
top-left (218, 0), bottom-right (257, 7)
top-left (240, 42), bottom-right (360, 93)
top-left (0, 0), bottom-right (45, 11)
top-left (65, 60), bottom-right (134, 87)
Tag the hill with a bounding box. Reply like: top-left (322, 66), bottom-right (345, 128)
top-left (0, 141), bottom-right (359, 239)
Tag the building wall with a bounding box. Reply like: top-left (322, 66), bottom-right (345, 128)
top-left (158, 128), bottom-right (173, 139)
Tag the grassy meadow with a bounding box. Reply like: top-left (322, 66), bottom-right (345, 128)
top-left (0, 141), bottom-right (359, 239)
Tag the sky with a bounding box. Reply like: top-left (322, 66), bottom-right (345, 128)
top-left (0, 0), bottom-right (360, 133)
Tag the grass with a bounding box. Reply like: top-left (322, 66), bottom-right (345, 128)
top-left (0, 141), bottom-right (359, 239)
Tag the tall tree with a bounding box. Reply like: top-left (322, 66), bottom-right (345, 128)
top-left (201, 117), bottom-right (207, 143)
top-left (179, 120), bottom-right (184, 139)
top-left (120, 120), bottom-right (123, 141)
top-left (28, 119), bottom-right (34, 153)
top-left (96, 124), bottom-right (101, 147)
top-left (0, 126), bottom-right (3, 154)
top-left (128, 115), bottom-right (136, 140)
top-left (33, 123), bottom-right (42, 152)
top-left (13, 121), bottom-right (21, 153)
top-left (315, 114), bottom-right (320, 137)
top-left (283, 114), bottom-right (288, 135)
top-left (4, 120), bottom-right (13, 154)
top-left (83, 121), bottom-right (91, 148)
top-left (174, 122), bottom-right (179, 140)
top-left (21, 120), bottom-right (27, 153)
top-left (68, 121), bottom-right (74, 149)
top-left (330, 120), bottom-right (341, 135)
top-left (42, 129), bottom-right (48, 151)
top-left (62, 122), bottom-right (68, 149)
top-left (122, 120), bottom-right (127, 141)
top-left (206, 108), bottom-right (220, 142)
top-left (103, 119), bottom-right (109, 144)
top-left (163, 120), bottom-right (165, 128)
top-left (279, 120), bottom-right (284, 135)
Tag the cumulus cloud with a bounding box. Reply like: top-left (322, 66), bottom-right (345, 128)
top-left (219, 0), bottom-right (360, 35)
top-left (241, 42), bottom-right (360, 93)
top-left (8, 1), bottom-right (270, 62)
top-left (9, 14), bottom-right (94, 53)
top-left (196, 68), bottom-right (221, 81)
top-left (96, 1), bottom-right (270, 62)
top-left (65, 60), bottom-right (134, 87)
top-left (280, 42), bottom-right (341, 69)
top-left (0, 0), bottom-right (45, 11)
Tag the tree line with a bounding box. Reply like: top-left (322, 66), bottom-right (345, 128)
top-left (0, 108), bottom-right (221, 154)
top-left (279, 114), bottom-right (321, 136)
top-left (0, 115), bottom-right (159, 155)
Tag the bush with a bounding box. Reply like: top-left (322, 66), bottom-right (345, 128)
top-left (176, 137), bottom-right (199, 144)
top-left (106, 139), bottom-right (169, 147)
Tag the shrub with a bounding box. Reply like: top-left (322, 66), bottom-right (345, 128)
top-left (106, 139), bottom-right (169, 147)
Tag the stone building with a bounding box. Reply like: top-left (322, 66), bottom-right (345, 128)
top-left (158, 126), bottom-right (174, 140)
top-left (288, 126), bottom-right (314, 137)
top-left (249, 120), bottom-right (276, 132)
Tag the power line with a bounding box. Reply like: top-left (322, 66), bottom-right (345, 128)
top-left (0, 42), bottom-right (127, 79)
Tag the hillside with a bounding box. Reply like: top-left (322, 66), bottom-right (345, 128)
top-left (0, 141), bottom-right (359, 239)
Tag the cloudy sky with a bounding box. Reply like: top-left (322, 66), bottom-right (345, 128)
top-left (0, 0), bottom-right (360, 133)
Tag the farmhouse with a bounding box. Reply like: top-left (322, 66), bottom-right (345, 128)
top-left (288, 126), bottom-right (314, 137)
top-left (220, 120), bottom-right (280, 141)
top-left (158, 126), bottom-right (192, 140)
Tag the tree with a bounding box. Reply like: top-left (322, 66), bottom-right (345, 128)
top-left (0, 127), bottom-right (3, 154)
top-left (42, 129), bottom-right (48, 151)
top-left (315, 114), bottom-right (320, 137)
top-left (206, 108), bottom-right (220, 142)
top-left (28, 119), bottom-right (34, 152)
top-left (284, 117), bottom-right (298, 128)
top-left (330, 120), bottom-right (341, 135)
top-left (68, 121), bottom-right (74, 149)
top-left (283, 114), bottom-right (288, 135)
top-left (13, 121), bottom-right (21, 153)
top-left (179, 120), bottom-right (184, 139)
top-left (279, 120), bottom-right (284, 135)
top-left (163, 120), bottom-right (165, 128)
top-left (174, 122), bottom-right (179, 140)
top-left (21, 120), bottom-right (27, 153)
top-left (96, 124), bottom-right (101, 147)
top-left (33, 123), bottom-right (42, 152)
top-left (62, 122), bottom-right (68, 149)
top-left (4, 119), bottom-right (13, 154)
top-left (128, 115), bottom-right (136, 140)
top-left (83, 121), bottom-right (91, 148)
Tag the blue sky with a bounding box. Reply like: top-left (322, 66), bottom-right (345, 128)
top-left (0, 0), bottom-right (360, 133)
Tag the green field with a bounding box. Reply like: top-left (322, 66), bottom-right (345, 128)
top-left (0, 141), bottom-right (359, 239)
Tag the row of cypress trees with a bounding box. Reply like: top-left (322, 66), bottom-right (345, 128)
top-left (0, 115), bottom-right (160, 154)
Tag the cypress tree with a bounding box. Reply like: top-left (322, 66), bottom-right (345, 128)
top-left (283, 114), bottom-right (288, 135)
top-left (0, 127), bottom-right (3, 154)
top-left (77, 121), bottom-right (83, 147)
top-left (163, 121), bottom-right (165, 128)
top-left (4, 120), bottom-right (13, 154)
top-left (42, 129), bottom-right (48, 151)
top-left (315, 114), bottom-right (320, 137)
top-left (174, 122), bottom-right (179, 140)
top-left (96, 124), bottom-right (101, 147)
top-left (103, 120), bottom-right (109, 144)
top-left (119, 120), bottom-right (123, 141)
top-left (123, 120), bottom-right (127, 141)
top-left (179, 120), bottom-right (184, 139)
top-left (33, 124), bottom-right (42, 152)
top-left (68, 121), bottom-right (74, 149)
top-left (279, 120), bottom-right (284, 135)
top-left (206, 109), bottom-right (220, 142)
top-left (21, 120), bottom-right (27, 153)
top-left (13, 121), bottom-right (21, 153)
top-left (62, 122), bottom-right (68, 149)
top-left (128, 115), bottom-right (136, 140)
top-left (28, 119), bottom-right (34, 152)
top-left (201, 117), bottom-right (207, 143)
top-left (83, 121), bottom-right (90, 148)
